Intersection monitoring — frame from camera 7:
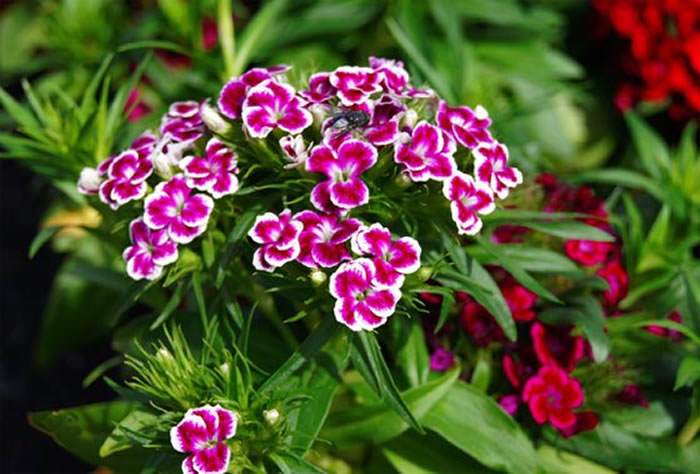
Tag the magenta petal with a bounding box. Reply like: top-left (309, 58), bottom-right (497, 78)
top-left (180, 194), bottom-right (214, 227)
top-left (330, 179), bottom-right (369, 209)
top-left (111, 181), bottom-right (147, 204)
top-left (264, 242), bottom-right (300, 267)
top-left (192, 444), bottom-right (231, 474)
top-left (144, 194), bottom-right (177, 229)
top-left (170, 416), bottom-right (209, 453)
top-left (249, 213), bottom-right (282, 244)
top-left (364, 287), bottom-right (400, 317)
top-left (253, 247), bottom-right (275, 272)
top-left (277, 105), bottom-right (312, 134)
top-left (390, 237), bottom-right (421, 273)
top-left (242, 106), bottom-right (275, 138)
top-left (169, 220), bottom-right (204, 244)
top-left (334, 298), bottom-right (362, 331)
top-left (210, 173), bottom-right (239, 198)
top-left (218, 79), bottom-right (247, 119)
top-left (312, 241), bottom-right (350, 267)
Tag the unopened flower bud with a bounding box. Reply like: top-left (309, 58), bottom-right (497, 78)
top-left (77, 167), bottom-right (102, 195)
top-left (310, 270), bottom-right (327, 286)
top-left (394, 172), bottom-right (412, 189)
top-left (263, 408), bottom-right (280, 426)
top-left (201, 101), bottom-right (232, 135)
top-left (402, 109), bottom-right (418, 130)
top-left (152, 150), bottom-right (177, 179)
top-left (219, 362), bottom-right (230, 377)
top-left (417, 265), bottom-right (433, 282)
top-left (156, 347), bottom-right (174, 365)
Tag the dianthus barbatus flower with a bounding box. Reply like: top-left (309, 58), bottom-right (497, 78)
top-left (170, 404), bottom-right (237, 474)
top-left (306, 139), bottom-right (378, 212)
top-left (300, 72), bottom-right (336, 104)
top-left (442, 171), bottom-right (495, 235)
top-left (596, 259), bottom-right (629, 309)
top-left (473, 141), bottom-right (522, 199)
top-left (294, 210), bottom-right (361, 268)
top-left (351, 223), bottom-right (422, 289)
top-left (161, 101), bottom-right (206, 144)
top-left (241, 79), bottom-right (312, 138)
top-left (98, 149), bottom-right (153, 209)
top-left (394, 121), bottom-right (457, 182)
top-left (329, 258), bottom-right (401, 331)
top-left (279, 135), bottom-right (312, 169)
top-left (248, 210), bottom-right (303, 272)
top-left (330, 66), bottom-right (382, 106)
top-left (523, 365), bottom-right (584, 430)
top-left (369, 56), bottom-right (410, 95)
top-left (180, 138), bottom-right (239, 198)
top-left (218, 65), bottom-right (290, 119)
top-left (436, 101), bottom-right (493, 149)
top-left (122, 218), bottom-right (178, 281)
top-left (144, 175), bottom-right (214, 244)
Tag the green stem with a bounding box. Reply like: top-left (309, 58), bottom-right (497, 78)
top-left (218, 0), bottom-right (235, 79)
top-left (678, 413), bottom-right (700, 447)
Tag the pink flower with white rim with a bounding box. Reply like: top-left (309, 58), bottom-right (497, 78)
top-left (329, 66), bottom-right (382, 106)
top-left (300, 72), bottom-right (337, 104)
top-left (131, 131), bottom-right (158, 160)
top-left (169, 101), bottom-right (201, 119)
top-left (473, 141), bottom-right (522, 199)
top-left (294, 210), bottom-right (361, 268)
top-left (442, 171), bottom-right (495, 235)
top-left (242, 79), bottom-right (313, 138)
top-left (306, 139), bottom-right (377, 212)
top-left (369, 56), bottom-right (410, 95)
top-left (351, 223), bottom-right (421, 288)
top-left (248, 210), bottom-right (303, 272)
top-left (436, 101), bottom-right (493, 149)
top-left (144, 175), bottom-right (214, 244)
top-left (217, 66), bottom-right (289, 120)
top-left (394, 121), bottom-right (457, 182)
top-left (329, 258), bottom-right (402, 331)
top-left (170, 404), bottom-right (237, 474)
top-left (98, 149), bottom-right (153, 209)
top-left (180, 138), bottom-right (239, 198)
top-left (323, 95), bottom-right (405, 148)
top-left (279, 135), bottom-right (312, 169)
top-left (122, 218), bottom-right (178, 281)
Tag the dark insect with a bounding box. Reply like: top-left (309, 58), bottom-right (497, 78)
top-left (327, 110), bottom-right (370, 134)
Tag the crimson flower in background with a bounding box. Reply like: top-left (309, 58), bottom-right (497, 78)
top-left (592, 0), bottom-right (700, 120)
top-left (523, 365), bottom-right (584, 430)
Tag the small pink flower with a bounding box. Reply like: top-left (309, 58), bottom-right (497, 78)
top-left (170, 404), bottom-right (237, 474)
top-left (500, 277), bottom-right (538, 322)
top-left (306, 139), bottom-right (377, 212)
top-left (161, 102), bottom-right (206, 144)
top-left (351, 223), bottom-right (421, 289)
top-left (564, 239), bottom-right (614, 266)
top-left (395, 121), bottom-right (457, 182)
top-left (329, 66), bottom-right (382, 106)
top-left (122, 218), bottom-right (178, 281)
top-left (144, 175), bottom-right (214, 244)
top-left (180, 138), bottom-right (239, 198)
top-left (242, 79), bottom-right (313, 138)
top-left (498, 394), bottom-right (520, 416)
top-left (436, 101), bottom-right (493, 149)
top-left (430, 346), bottom-right (455, 372)
top-left (217, 66), bottom-right (289, 119)
top-left (523, 365), bottom-right (584, 430)
top-left (279, 135), bottom-right (312, 169)
top-left (329, 258), bottom-right (401, 331)
top-left (473, 141), bottom-right (522, 199)
top-left (248, 210), bottom-right (303, 272)
top-left (295, 210), bottom-right (361, 268)
top-left (442, 172), bottom-right (495, 235)
top-left (369, 56), bottom-right (410, 95)
top-left (300, 72), bottom-right (337, 104)
top-left (558, 411), bottom-right (599, 438)
top-left (98, 150), bottom-right (153, 209)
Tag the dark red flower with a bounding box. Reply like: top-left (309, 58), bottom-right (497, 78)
top-left (502, 345), bottom-right (539, 390)
top-left (459, 295), bottom-right (504, 347)
top-left (614, 383), bottom-right (649, 408)
top-left (558, 411), bottom-right (600, 438)
top-left (523, 365), bottom-right (584, 429)
top-left (201, 17), bottom-right (218, 51)
top-left (492, 224), bottom-right (529, 244)
top-left (597, 259), bottom-right (629, 309)
top-left (125, 88), bottom-right (152, 123)
top-left (501, 277), bottom-right (538, 322)
top-left (646, 311), bottom-right (684, 341)
top-left (430, 346), bottom-right (455, 372)
top-left (564, 239), bottom-right (614, 267)
top-left (531, 322), bottom-right (585, 373)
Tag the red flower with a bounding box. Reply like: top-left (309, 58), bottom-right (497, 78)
top-left (597, 259), bottom-right (629, 309)
top-left (125, 88), bottom-right (152, 123)
top-left (558, 411), bottom-right (600, 438)
top-left (564, 239), bottom-right (614, 267)
top-left (500, 277), bottom-right (538, 322)
top-left (614, 383), bottom-right (649, 408)
top-left (646, 311), bottom-right (684, 341)
top-left (201, 17), bottom-right (218, 51)
top-left (523, 365), bottom-right (584, 429)
top-left (502, 345), bottom-right (539, 390)
top-left (531, 322), bottom-right (585, 373)
top-left (459, 295), bottom-right (504, 347)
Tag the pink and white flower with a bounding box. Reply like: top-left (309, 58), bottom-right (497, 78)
top-left (131, 131), bottom-right (158, 160)
top-left (144, 175), bottom-right (214, 244)
top-left (180, 138), bottom-right (239, 198)
top-left (279, 135), bottom-right (312, 169)
top-left (323, 96), bottom-right (404, 148)
top-left (242, 80), bottom-right (313, 138)
top-left (351, 223), bottom-right (421, 288)
top-left (218, 66), bottom-right (289, 120)
top-left (161, 101), bottom-right (206, 144)
top-left (98, 149), bottom-right (153, 209)
top-left (329, 66), bottom-right (382, 106)
top-left (473, 141), bottom-right (522, 199)
top-left (248, 210), bottom-right (303, 272)
top-left (170, 404), bottom-right (237, 474)
top-left (306, 139), bottom-right (377, 212)
top-left (369, 56), bottom-right (410, 95)
top-left (300, 72), bottom-right (337, 104)
top-left (122, 218), bottom-right (178, 281)
top-left (329, 258), bottom-right (402, 331)
top-left (442, 171), bottom-right (495, 235)
top-left (394, 121), bottom-right (457, 182)
top-left (295, 210), bottom-right (361, 268)
top-left (436, 101), bottom-right (493, 149)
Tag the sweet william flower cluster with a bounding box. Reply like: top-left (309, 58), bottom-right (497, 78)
top-left (77, 57), bottom-right (522, 332)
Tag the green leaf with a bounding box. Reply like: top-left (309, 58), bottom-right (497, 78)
top-left (537, 445), bottom-right (615, 474)
top-left (523, 220), bottom-right (614, 242)
top-left (625, 112), bottom-right (671, 180)
top-left (28, 226), bottom-right (58, 258)
top-left (466, 244), bottom-right (580, 274)
top-left (258, 317), bottom-right (338, 394)
top-left (566, 168), bottom-right (665, 200)
top-left (604, 402), bottom-right (674, 438)
top-left (422, 382), bottom-right (537, 474)
top-left (269, 452), bottom-right (324, 474)
top-left (354, 332), bottom-right (422, 432)
top-left (232, 0), bottom-right (289, 76)
top-left (322, 368), bottom-right (458, 445)
top-left (100, 409), bottom-right (158, 457)
top-left (676, 356), bottom-right (700, 390)
top-left (383, 431), bottom-right (493, 474)
top-left (683, 271), bottom-right (700, 334)
top-left (396, 322), bottom-right (430, 388)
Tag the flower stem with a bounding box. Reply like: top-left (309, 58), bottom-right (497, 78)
top-left (678, 413), bottom-right (700, 447)
top-left (218, 0), bottom-right (235, 79)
